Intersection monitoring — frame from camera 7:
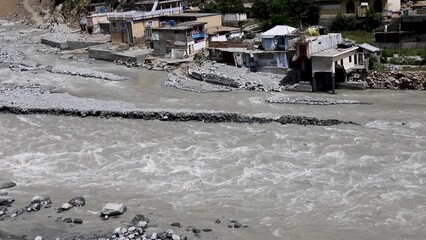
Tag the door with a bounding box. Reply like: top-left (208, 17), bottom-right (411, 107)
top-left (126, 21), bottom-right (133, 44)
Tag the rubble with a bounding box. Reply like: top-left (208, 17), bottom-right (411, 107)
top-left (266, 96), bottom-right (372, 105)
top-left (350, 71), bottom-right (426, 90)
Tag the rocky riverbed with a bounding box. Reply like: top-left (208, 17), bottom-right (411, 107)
top-left (0, 181), bottom-right (250, 240)
top-left (350, 71), bottom-right (426, 90)
top-left (165, 61), bottom-right (287, 93)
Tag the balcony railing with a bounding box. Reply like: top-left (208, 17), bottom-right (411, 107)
top-left (107, 7), bottom-right (182, 21)
top-left (192, 32), bottom-right (207, 39)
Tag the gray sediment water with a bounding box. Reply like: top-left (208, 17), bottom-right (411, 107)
top-left (1, 20), bottom-right (426, 240)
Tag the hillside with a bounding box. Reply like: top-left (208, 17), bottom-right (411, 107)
top-left (0, 0), bottom-right (254, 26)
top-left (0, 0), bottom-right (51, 24)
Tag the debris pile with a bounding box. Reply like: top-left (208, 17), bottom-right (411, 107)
top-left (350, 71), bottom-right (426, 90)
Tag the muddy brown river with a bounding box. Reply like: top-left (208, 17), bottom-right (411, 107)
top-left (0, 21), bottom-right (425, 240)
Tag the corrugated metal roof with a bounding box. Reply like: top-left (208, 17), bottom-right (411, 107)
top-left (261, 25), bottom-right (296, 38)
top-left (359, 43), bottom-right (381, 52)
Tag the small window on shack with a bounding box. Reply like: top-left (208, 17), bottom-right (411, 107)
top-left (349, 56), bottom-right (352, 62)
top-left (112, 22), bottom-right (117, 29)
top-left (257, 53), bottom-right (274, 60)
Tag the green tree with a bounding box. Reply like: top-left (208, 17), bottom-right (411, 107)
top-left (218, 0), bottom-right (245, 13)
top-left (201, 0), bottom-right (245, 13)
top-left (201, 2), bottom-right (220, 13)
top-left (363, 9), bottom-right (383, 31)
top-left (289, 0), bottom-right (319, 25)
top-left (252, 0), bottom-right (319, 29)
top-left (251, 0), bottom-right (270, 20)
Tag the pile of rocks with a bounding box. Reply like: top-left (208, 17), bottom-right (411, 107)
top-left (165, 73), bottom-right (234, 93)
top-left (0, 181), bottom-right (17, 217)
top-left (143, 59), bottom-right (179, 72)
top-left (0, 193), bottom-right (53, 219)
top-left (187, 62), bottom-right (286, 92)
top-left (58, 197), bottom-right (86, 213)
top-left (350, 71), bottom-right (426, 90)
top-left (266, 96), bottom-right (371, 105)
top-left (104, 215), bottom-right (248, 240)
top-left (0, 45), bottom-right (128, 81)
top-left (46, 65), bottom-right (129, 81)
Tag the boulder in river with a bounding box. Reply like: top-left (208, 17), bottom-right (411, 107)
top-left (0, 182), bottom-right (16, 190)
top-left (0, 207), bottom-right (7, 216)
top-left (73, 218), bottom-right (83, 224)
top-left (31, 195), bottom-right (51, 205)
top-left (101, 203), bottom-right (126, 217)
top-left (60, 203), bottom-right (72, 211)
top-left (26, 202), bottom-right (41, 212)
top-left (68, 197), bottom-right (85, 207)
top-left (0, 196), bottom-right (14, 206)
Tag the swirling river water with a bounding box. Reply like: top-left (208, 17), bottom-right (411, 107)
top-left (0, 22), bottom-right (425, 240)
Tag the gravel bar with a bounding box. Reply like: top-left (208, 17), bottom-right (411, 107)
top-left (0, 85), bottom-right (357, 126)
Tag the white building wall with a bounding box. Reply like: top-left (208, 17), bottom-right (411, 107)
top-left (229, 32), bottom-right (244, 39)
top-left (194, 40), bottom-right (206, 51)
top-left (222, 13), bottom-right (247, 21)
top-left (211, 35), bottom-right (227, 42)
top-left (387, 0), bottom-right (401, 12)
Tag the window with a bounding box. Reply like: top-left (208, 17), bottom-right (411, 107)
top-left (354, 54), bottom-right (357, 64)
top-left (349, 56), bottom-right (352, 62)
top-left (358, 54), bottom-right (364, 65)
top-left (340, 59), bottom-right (343, 65)
top-left (374, 0), bottom-right (383, 12)
top-left (299, 45), bottom-right (307, 55)
top-left (346, 1), bottom-right (355, 14)
top-left (112, 22), bottom-right (117, 29)
top-left (335, 61), bottom-right (338, 66)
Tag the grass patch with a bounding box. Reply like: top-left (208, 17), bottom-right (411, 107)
top-left (342, 30), bottom-right (375, 44)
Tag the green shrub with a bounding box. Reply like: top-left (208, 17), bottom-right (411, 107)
top-left (369, 55), bottom-right (378, 69)
top-left (330, 15), bottom-right (360, 31)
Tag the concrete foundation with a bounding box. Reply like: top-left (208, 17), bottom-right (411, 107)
top-left (336, 81), bottom-right (368, 90)
top-left (88, 44), bottom-right (112, 61)
top-left (41, 38), bottom-right (106, 50)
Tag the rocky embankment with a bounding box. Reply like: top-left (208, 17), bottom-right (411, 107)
top-left (0, 85), bottom-right (357, 126)
top-left (266, 96), bottom-right (372, 105)
top-left (165, 62), bottom-right (286, 93)
top-left (0, 35), bottom-right (127, 81)
top-left (350, 71), bottom-right (426, 90)
top-left (0, 181), bottom-right (247, 240)
top-left (164, 73), bottom-right (234, 93)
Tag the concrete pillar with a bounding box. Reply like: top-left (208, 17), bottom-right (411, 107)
top-left (331, 61), bottom-right (336, 94)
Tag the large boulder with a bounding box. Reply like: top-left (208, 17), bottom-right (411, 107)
top-left (101, 203), bottom-right (126, 217)
top-left (68, 197), bottom-right (85, 207)
top-left (0, 196), bottom-right (15, 206)
top-left (0, 182), bottom-right (16, 190)
top-left (31, 195), bottom-right (51, 205)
